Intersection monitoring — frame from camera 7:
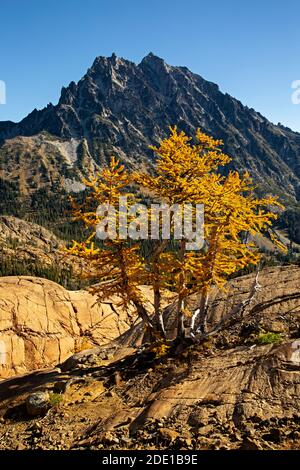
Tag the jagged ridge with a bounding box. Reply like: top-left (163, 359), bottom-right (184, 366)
top-left (1, 53), bottom-right (300, 240)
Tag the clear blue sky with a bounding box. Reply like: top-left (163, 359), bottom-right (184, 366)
top-left (1, 0), bottom-right (300, 130)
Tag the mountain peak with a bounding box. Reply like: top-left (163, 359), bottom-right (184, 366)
top-left (140, 52), bottom-right (170, 73)
top-left (1, 52), bottom-right (300, 211)
top-left (144, 51), bottom-right (158, 59)
top-left (141, 52), bottom-right (165, 63)
top-left (108, 52), bottom-right (120, 66)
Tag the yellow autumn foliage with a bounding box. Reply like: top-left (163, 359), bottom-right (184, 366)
top-left (65, 127), bottom-right (285, 338)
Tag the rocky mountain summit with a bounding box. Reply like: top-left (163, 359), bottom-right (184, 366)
top-left (1, 53), bottom-right (300, 225)
top-left (0, 266), bottom-right (299, 450)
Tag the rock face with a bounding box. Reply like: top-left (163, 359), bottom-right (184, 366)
top-left (0, 276), bottom-right (139, 378)
top-left (0, 215), bottom-right (78, 285)
top-left (0, 215), bottom-right (62, 266)
top-left (195, 264), bottom-right (300, 334)
top-left (0, 266), bottom-right (299, 450)
top-left (141, 339), bottom-right (300, 424)
top-left (119, 265), bottom-right (300, 346)
top-left (1, 53), bottom-right (300, 239)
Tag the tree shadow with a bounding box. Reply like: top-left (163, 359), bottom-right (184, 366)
top-left (0, 369), bottom-right (64, 402)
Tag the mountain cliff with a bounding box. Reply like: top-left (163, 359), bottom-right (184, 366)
top-left (1, 53), bottom-right (300, 236)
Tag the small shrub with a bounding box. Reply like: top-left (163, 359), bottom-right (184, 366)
top-left (150, 341), bottom-right (170, 358)
top-left (202, 338), bottom-right (214, 349)
top-left (75, 337), bottom-right (94, 353)
top-left (49, 393), bottom-right (63, 407)
top-left (256, 332), bottom-right (282, 345)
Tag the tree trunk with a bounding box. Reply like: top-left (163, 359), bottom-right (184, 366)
top-left (198, 292), bottom-right (209, 333)
top-left (176, 240), bottom-right (186, 339)
top-left (190, 291), bottom-right (209, 334)
top-left (134, 300), bottom-right (154, 332)
top-left (154, 287), bottom-right (166, 338)
top-left (177, 299), bottom-right (185, 338)
top-left (152, 239), bottom-right (168, 339)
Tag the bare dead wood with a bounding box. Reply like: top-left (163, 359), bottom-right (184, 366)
top-left (152, 239), bottom-right (169, 338)
top-left (176, 239), bottom-right (187, 339)
top-left (190, 292), bottom-right (209, 334)
top-left (202, 270), bottom-right (262, 339)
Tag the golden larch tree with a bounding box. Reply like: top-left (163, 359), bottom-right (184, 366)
top-left (66, 128), bottom-right (285, 343)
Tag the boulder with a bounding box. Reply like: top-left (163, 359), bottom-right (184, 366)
top-left (0, 276), bottom-right (141, 377)
top-left (26, 391), bottom-right (50, 416)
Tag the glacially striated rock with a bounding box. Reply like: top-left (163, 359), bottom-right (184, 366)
top-left (0, 276), bottom-right (141, 377)
top-left (0, 266), bottom-right (299, 449)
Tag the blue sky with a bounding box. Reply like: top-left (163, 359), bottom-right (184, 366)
top-left (1, 0), bottom-right (300, 130)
